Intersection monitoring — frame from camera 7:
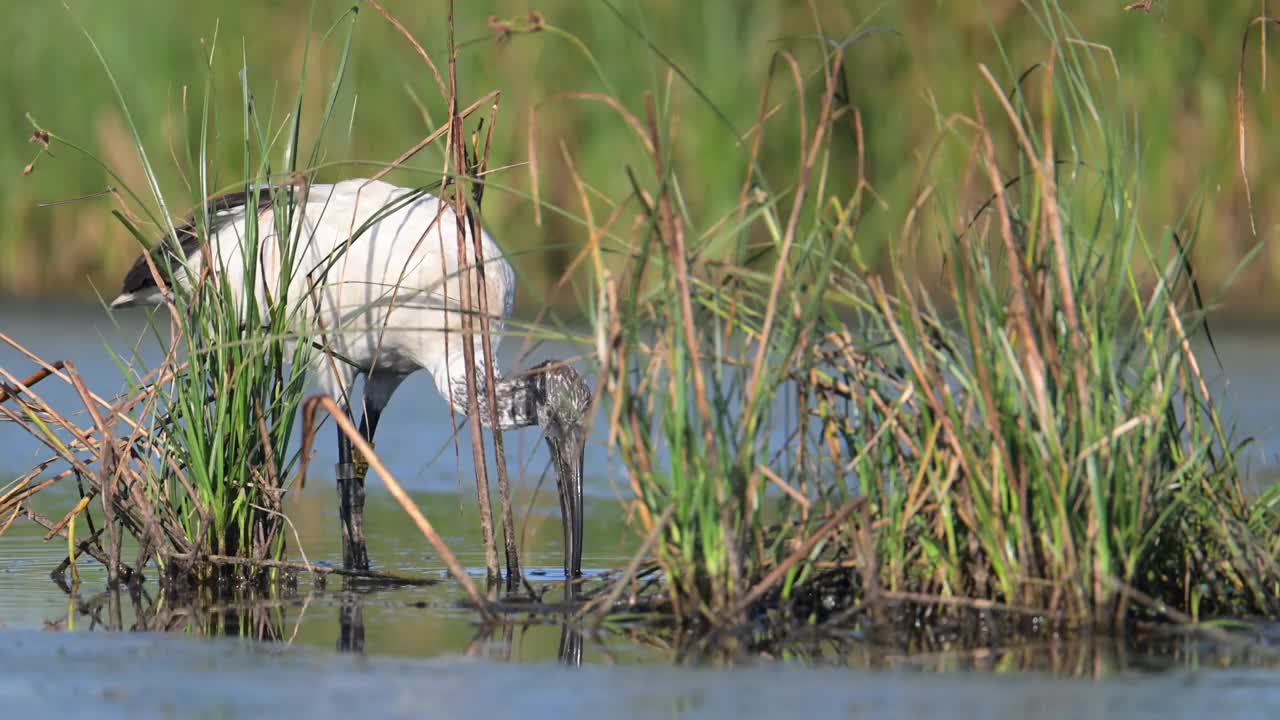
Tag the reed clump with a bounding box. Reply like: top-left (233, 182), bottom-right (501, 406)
top-left (1, 4), bottom-right (532, 611)
top-left (0, 12), bottom-right (364, 587)
top-left (589, 2), bottom-right (1280, 628)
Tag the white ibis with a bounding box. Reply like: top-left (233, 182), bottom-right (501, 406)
top-left (110, 178), bottom-right (590, 579)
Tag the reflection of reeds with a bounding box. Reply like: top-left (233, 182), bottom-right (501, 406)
top-left (616, 613), bottom-right (1280, 674)
top-left (46, 582), bottom-right (1280, 672)
top-left (61, 584), bottom-right (288, 642)
top-left (585, 2), bottom-right (1280, 629)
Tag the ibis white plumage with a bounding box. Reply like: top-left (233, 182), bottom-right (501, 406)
top-left (111, 178), bottom-right (590, 578)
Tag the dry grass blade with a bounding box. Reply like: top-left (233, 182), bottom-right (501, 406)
top-left (446, 0), bottom-right (500, 583)
top-left (1235, 16), bottom-right (1280, 241)
top-left (0, 360), bottom-right (66, 405)
top-left (363, 0), bottom-right (447, 100)
top-left (744, 48), bottom-right (840, 410)
top-left (732, 499), bottom-right (862, 615)
top-left (579, 504), bottom-right (675, 622)
top-left (643, 94), bottom-right (713, 442)
top-left (469, 91), bottom-right (523, 586)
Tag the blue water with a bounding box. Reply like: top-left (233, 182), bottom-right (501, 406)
top-left (2, 629), bottom-right (1280, 720)
top-left (4, 303), bottom-right (1280, 719)
top-left (0, 301), bottom-right (626, 497)
top-left (5, 302), bottom-right (1279, 488)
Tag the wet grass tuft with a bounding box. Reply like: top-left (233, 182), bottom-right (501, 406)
top-left (583, 2), bottom-right (1280, 629)
top-left (0, 9), bottom-right (361, 587)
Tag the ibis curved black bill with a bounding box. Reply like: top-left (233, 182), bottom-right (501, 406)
top-left (546, 425), bottom-right (586, 580)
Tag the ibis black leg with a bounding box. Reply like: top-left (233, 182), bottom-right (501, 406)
top-left (353, 403), bottom-right (384, 483)
top-left (336, 420), bottom-right (369, 571)
top-left (335, 397), bottom-right (387, 572)
top-left (358, 404), bottom-right (383, 447)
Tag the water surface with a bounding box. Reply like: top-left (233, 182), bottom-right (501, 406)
top-left (4, 303), bottom-right (1280, 718)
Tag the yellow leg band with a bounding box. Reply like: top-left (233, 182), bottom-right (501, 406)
top-left (353, 442), bottom-right (374, 480)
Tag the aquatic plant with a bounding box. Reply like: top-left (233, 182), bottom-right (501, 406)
top-left (587, 1), bottom-right (1280, 626)
top-left (1, 10), bottom-right (359, 584)
top-left (1, 4), bottom-right (562, 618)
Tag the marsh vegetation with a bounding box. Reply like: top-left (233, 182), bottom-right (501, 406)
top-left (2, 0), bottom-right (1280, 658)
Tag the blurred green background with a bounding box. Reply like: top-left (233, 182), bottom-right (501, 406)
top-left (2, 1), bottom-right (1279, 319)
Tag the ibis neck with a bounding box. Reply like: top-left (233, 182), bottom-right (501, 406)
top-left (449, 371), bottom-right (541, 431)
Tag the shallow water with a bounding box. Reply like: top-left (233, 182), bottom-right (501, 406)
top-left (0, 301), bottom-right (631, 496)
top-left (5, 629), bottom-right (1279, 720)
top-left (0, 486), bottom-right (645, 661)
top-left (4, 303), bottom-right (1280, 718)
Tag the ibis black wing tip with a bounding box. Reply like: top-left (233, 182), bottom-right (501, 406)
top-left (118, 252), bottom-right (164, 297)
top-left (112, 185), bottom-right (283, 301)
